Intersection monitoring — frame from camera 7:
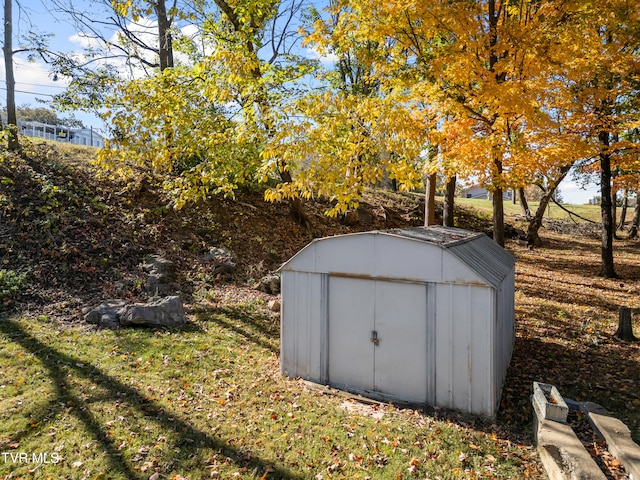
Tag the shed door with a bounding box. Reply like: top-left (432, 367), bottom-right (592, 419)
top-left (328, 277), bottom-right (429, 403)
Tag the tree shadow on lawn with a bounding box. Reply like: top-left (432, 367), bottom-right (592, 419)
top-left (499, 335), bottom-right (640, 443)
top-left (0, 318), bottom-right (303, 479)
top-left (197, 305), bottom-right (280, 355)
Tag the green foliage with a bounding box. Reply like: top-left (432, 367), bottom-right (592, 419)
top-left (97, 67), bottom-right (264, 207)
top-left (0, 270), bottom-right (27, 300)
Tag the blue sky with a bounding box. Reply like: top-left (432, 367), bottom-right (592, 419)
top-left (1, 0), bottom-right (106, 129)
top-left (1, 0), bottom-right (602, 204)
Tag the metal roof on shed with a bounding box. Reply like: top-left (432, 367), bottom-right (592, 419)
top-left (383, 226), bottom-right (515, 288)
top-left (281, 226), bottom-right (515, 289)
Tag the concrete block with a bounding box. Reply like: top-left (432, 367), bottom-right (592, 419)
top-left (533, 382), bottom-right (569, 423)
top-left (587, 411), bottom-right (640, 480)
top-left (536, 413), bottom-right (607, 480)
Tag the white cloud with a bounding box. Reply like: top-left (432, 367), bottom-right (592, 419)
top-left (558, 179), bottom-right (599, 204)
top-left (305, 47), bottom-right (338, 64)
top-left (69, 32), bottom-right (104, 50)
top-left (14, 58), bottom-right (67, 87)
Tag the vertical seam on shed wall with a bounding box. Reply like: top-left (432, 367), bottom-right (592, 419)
top-left (448, 282), bottom-right (454, 407)
top-left (427, 283), bottom-right (436, 405)
top-left (467, 284), bottom-right (472, 414)
top-left (320, 273), bottom-right (329, 384)
top-left (290, 272), bottom-right (298, 376)
top-left (280, 273), bottom-right (286, 375)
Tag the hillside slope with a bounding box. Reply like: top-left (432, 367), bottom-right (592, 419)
top-left (0, 141), bottom-right (490, 320)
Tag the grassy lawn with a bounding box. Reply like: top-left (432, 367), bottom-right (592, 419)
top-left (0, 295), bottom-right (538, 479)
top-left (455, 197), bottom-right (602, 223)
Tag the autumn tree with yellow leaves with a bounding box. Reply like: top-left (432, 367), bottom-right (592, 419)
top-left (60, 0), bottom-right (639, 275)
top-left (91, 0), bottom-right (316, 215)
top-left (555, 1), bottom-right (640, 277)
top-left (295, 0), bottom-right (608, 245)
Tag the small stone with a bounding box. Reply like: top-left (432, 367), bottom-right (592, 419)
top-left (143, 255), bottom-right (177, 296)
top-left (84, 299), bottom-right (127, 329)
top-left (268, 298), bottom-right (281, 312)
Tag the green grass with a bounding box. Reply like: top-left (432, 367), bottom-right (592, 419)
top-left (0, 301), bottom-right (538, 479)
top-left (454, 197), bottom-right (602, 223)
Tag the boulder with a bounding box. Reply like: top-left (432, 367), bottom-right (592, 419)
top-left (84, 299), bottom-right (127, 329)
top-left (143, 255), bottom-right (177, 296)
top-left (203, 247), bottom-right (236, 275)
top-left (118, 296), bottom-right (187, 327)
top-left (257, 273), bottom-right (280, 295)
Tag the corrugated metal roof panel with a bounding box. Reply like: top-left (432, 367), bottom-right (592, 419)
top-left (382, 226), bottom-right (514, 288)
top-left (445, 234), bottom-right (515, 288)
top-left (384, 226), bottom-right (480, 245)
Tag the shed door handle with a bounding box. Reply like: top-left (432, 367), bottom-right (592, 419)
top-left (370, 330), bottom-right (379, 346)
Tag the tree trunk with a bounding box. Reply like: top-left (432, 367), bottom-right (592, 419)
top-left (526, 166), bottom-right (572, 247)
top-left (629, 198), bottom-right (640, 239)
top-left (618, 189), bottom-right (628, 231)
top-left (424, 172), bottom-right (437, 226)
top-left (614, 307), bottom-right (636, 341)
top-left (279, 168), bottom-right (311, 230)
top-left (519, 187), bottom-right (532, 219)
top-left (443, 175), bottom-right (456, 227)
top-left (492, 187), bottom-right (505, 246)
top-left (611, 187), bottom-right (619, 239)
top-left (3, 0), bottom-right (19, 152)
top-left (154, 0), bottom-right (174, 71)
top-left (526, 189), bottom-right (554, 248)
top-left (599, 131), bottom-right (617, 278)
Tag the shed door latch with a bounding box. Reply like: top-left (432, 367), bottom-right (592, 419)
top-left (370, 330), bottom-right (379, 346)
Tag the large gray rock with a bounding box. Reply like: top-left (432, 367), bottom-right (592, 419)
top-left (257, 273), bottom-right (280, 295)
top-left (84, 299), bottom-right (127, 329)
top-left (203, 247), bottom-right (236, 275)
top-left (143, 255), bottom-right (177, 296)
top-left (119, 296), bottom-right (187, 327)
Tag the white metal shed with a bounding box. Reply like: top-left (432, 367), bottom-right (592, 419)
top-left (279, 226), bottom-right (516, 417)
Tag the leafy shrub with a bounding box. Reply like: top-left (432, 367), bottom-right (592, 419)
top-left (0, 269), bottom-right (27, 300)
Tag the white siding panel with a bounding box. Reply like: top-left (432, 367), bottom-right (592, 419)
top-left (280, 271), bottom-right (324, 380)
top-left (373, 281), bottom-right (428, 403)
top-left (450, 285), bottom-right (472, 412)
top-left (434, 283), bottom-right (454, 408)
top-left (373, 236), bottom-right (444, 283)
top-left (469, 287), bottom-right (494, 416)
top-left (434, 284), bottom-right (494, 415)
top-left (315, 235), bottom-right (376, 276)
top-left (493, 270), bottom-right (516, 408)
top-left (281, 243), bottom-right (318, 272)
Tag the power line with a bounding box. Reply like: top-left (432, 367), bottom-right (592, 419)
top-left (0, 80), bottom-right (67, 90)
top-left (0, 86), bottom-right (54, 97)
top-left (16, 81), bottom-right (67, 90)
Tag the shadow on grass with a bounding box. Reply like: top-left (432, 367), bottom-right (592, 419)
top-left (199, 305), bottom-right (279, 355)
top-left (0, 318), bottom-right (302, 479)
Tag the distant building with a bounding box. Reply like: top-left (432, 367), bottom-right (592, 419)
top-left (461, 184), bottom-right (513, 200)
top-left (10, 119), bottom-right (106, 148)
